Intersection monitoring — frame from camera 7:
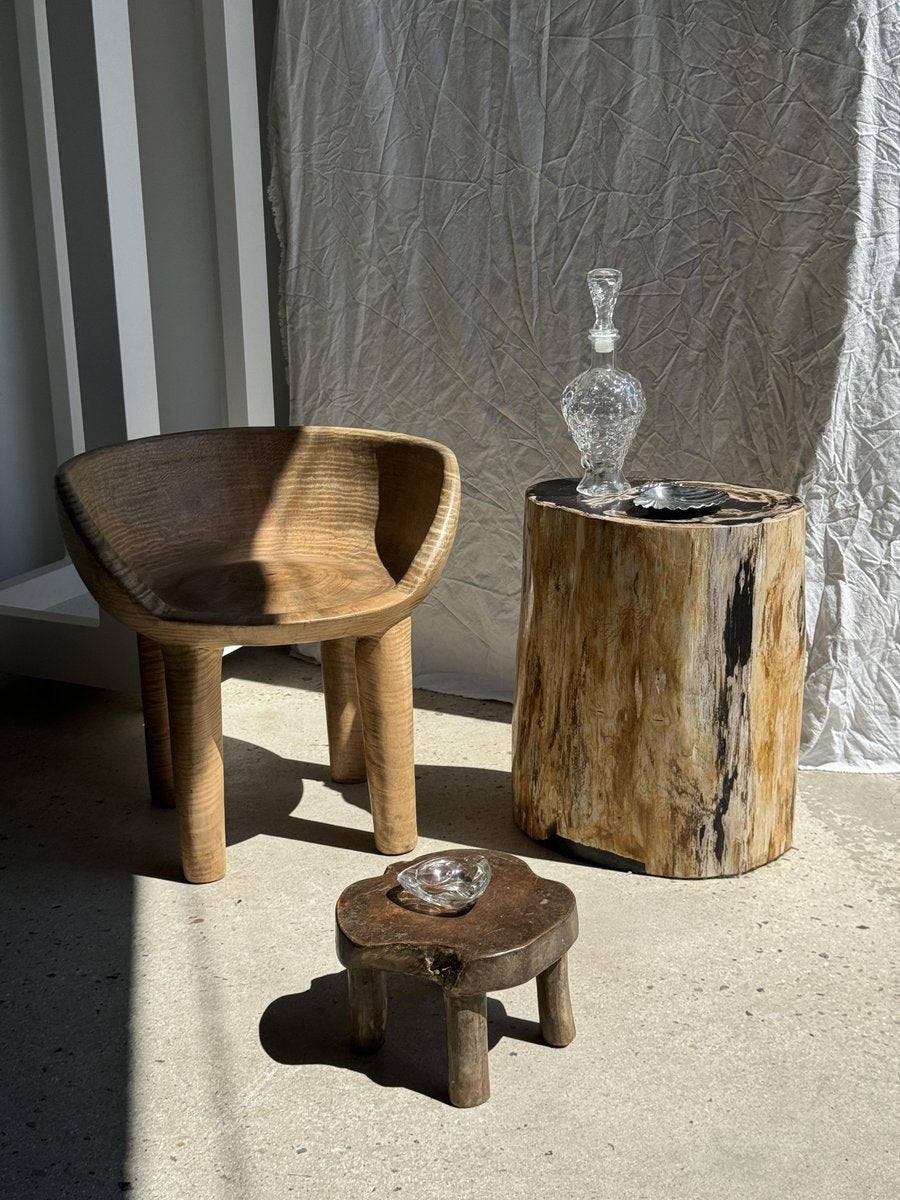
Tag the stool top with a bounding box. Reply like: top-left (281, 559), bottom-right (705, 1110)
top-left (335, 850), bottom-right (578, 995)
top-left (528, 478), bottom-right (803, 527)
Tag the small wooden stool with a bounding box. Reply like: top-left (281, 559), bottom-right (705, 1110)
top-left (335, 850), bottom-right (578, 1107)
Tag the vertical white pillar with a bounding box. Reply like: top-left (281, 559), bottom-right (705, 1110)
top-left (202, 0), bottom-right (275, 427)
top-left (91, 0), bottom-right (160, 440)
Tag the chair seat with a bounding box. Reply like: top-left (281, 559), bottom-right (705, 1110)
top-left (145, 551), bottom-right (396, 626)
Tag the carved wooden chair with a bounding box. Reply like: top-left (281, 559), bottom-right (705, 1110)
top-left (56, 426), bottom-right (460, 883)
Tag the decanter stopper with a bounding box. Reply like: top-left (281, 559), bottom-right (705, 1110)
top-left (587, 267), bottom-right (622, 352)
top-left (561, 267), bottom-right (646, 499)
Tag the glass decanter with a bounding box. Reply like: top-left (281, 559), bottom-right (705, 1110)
top-left (561, 267), bottom-right (646, 498)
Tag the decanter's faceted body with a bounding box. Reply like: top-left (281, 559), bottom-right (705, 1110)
top-left (561, 365), bottom-right (645, 498)
top-left (561, 268), bottom-right (646, 498)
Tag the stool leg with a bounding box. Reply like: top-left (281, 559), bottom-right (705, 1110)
top-left (347, 968), bottom-right (387, 1052)
top-left (321, 637), bottom-right (367, 783)
top-left (137, 634), bottom-right (175, 808)
top-left (162, 644), bottom-right (225, 884)
top-left (537, 953), bottom-right (576, 1047)
top-left (444, 992), bottom-right (490, 1107)
top-left (355, 619), bottom-right (416, 855)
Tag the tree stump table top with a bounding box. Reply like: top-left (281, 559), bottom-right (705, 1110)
top-left (335, 850), bottom-right (578, 996)
top-left (528, 478), bottom-right (803, 526)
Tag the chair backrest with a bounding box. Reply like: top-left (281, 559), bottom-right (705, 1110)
top-left (56, 426), bottom-right (458, 596)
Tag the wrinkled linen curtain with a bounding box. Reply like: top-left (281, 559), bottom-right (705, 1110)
top-left (269, 0), bottom-right (900, 770)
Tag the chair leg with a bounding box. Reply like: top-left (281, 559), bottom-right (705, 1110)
top-left (354, 618), bottom-right (416, 855)
top-left (161, 644), bottom-right (225, 884)
top-left (137, 634), bottom-right (175, 808)
top-left (321, 637), bottom-right (367, 783)
top-left (347, 968), bottom-right (388, 1052)
top-left (536, 953), bottom-right (576, 1047)
top-left (444, 992), bottom-right (490, 1107)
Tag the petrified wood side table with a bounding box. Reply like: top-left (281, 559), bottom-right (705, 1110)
top-left (512, 480), bottom-right (806, 879)
top-left (335, 851), bottom-right (578, 1107)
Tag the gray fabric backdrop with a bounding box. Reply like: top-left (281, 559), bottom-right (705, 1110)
top-left (269, 0), bottom-right (900, 770)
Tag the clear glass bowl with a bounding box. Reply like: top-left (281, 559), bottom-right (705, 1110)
top-left (397, 854), bottom-right (492, 912)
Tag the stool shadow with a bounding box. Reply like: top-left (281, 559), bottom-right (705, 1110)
top-left (259, 971), bottom-right (544, 1104)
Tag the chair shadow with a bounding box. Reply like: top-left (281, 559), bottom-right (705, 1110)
top-left (220, 737), bottom-right (561, 863)
top-left (259, 970), bottom-right (544, 1104)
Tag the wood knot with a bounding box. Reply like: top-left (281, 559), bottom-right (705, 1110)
top-left (424, 949), bottom-right (464, 987)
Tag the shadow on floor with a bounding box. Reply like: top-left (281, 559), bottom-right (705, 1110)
top-left (0, 660), bottom-right (554, 1187)
top-left (221, 737), bottom-right (560, 863)
top-left (259, 971), bottom-right (544, 1104)
top-left (0, 675), bottom-right (142, 1198)
top-left (0, 678), bottom-right (555, 890)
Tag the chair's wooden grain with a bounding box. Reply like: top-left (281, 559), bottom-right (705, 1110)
top-left (355, 619), bottom-right (416, 855)
top-left (320, 637), bottom-right (367, 784)
top-left (137, 634), bottom-right (175, 808)
top-left (56, 427), bottom-right (460, 645)
top-left (56, 426), bottom-right (460, 882)
top-left (335, 851), bottom-right (578, 1107)
top-left (162, 644), bottom-right (225, 884)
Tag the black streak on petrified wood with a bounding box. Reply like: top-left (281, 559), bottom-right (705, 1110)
top-left (512, 480), bottom-right (806, 878)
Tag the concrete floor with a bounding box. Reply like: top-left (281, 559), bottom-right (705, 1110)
top-left (1, 646), bottom-right (897, 1200)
